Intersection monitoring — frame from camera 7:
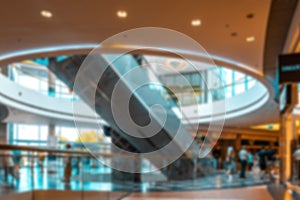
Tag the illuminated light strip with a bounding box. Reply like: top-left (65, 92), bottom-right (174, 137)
top-left (0, 43), bottom-right (271, 125)
top-left (0, 43), bottom-right (261, 77)
top-left (0, 44), bottom-right (98, 61)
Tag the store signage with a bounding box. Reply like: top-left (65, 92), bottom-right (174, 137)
top-left (279, 53), bottom-right (300, 83)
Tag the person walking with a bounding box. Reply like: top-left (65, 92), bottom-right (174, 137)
top-left (248, 150), bottom-right (254, 172)
top-left (257, 146), bottom-right (267, 179)
top-left (225, 146), bottom-right (235, 181)
top-left (3, 150), bottom-right (15, 185)
top-left (238, 146), bottom-right (248, 178)
top-left (293, 145), bottom-right (300, 183)
top-left (63, 144), bottom-right (72, 184)
top-left (266, 146), bottom-right (276, 177)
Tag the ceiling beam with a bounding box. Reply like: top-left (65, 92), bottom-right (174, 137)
top-left (263, 0), bottom-right (299, 89)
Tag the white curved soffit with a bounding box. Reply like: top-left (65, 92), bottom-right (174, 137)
top-left (0, 74), bottom-right (105, 125)
top-left (0, 44), bottom-right (273, 123)
top-left (0, 44), bottom-right (273, 94)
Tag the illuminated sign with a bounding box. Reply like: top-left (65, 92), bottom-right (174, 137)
top-left (279, 53), bottom-right (300, 83)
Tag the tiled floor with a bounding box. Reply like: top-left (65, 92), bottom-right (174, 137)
top-left (125, 185), bottom-right (274, 200)
top-left (0, 165), bottom-right (294, 200)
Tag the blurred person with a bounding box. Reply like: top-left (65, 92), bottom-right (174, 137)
top-left (208, 152), bottom-right (217, 172)
top-left (238, 146), bottom-right (248, 178)
top-left (248, 150), bottom-right (254, 172)
top-left (252, 153), bottom-right (260, 175)
top-left (293, 145), bottom-right (300, 183)
top-left (218, 156), bottom-right (222, 170)
top-left (63, 144), bottom-right (72, 184)
top-left (3, 150), bottom-right (15, 185)
top-left (271, 152), bottom-right (280, 181)
top-left (74, 156), bottom-right (81, 175)
top-left (12, 149), bottom-right (22, 179)
top-left (266, 146), bottom-right (276, 177)
top-left (257, 146), bottom-right (267, 179)
top-left (225, 146), bottom-right (235, 181)
top-left (38, 152), bottom-right (46, 173)
top-left (212, 152), bottom-right (219, 171)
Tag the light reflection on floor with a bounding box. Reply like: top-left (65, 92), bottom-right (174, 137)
top-left (0, 165), bottom-right (270, 196)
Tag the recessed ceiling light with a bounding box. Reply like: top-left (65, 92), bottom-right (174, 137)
top-left (117, 10), bottom-right (127, 18)
top-left (246, 36), bottom-right (255, 42)
top-left (40, 10), bottom-right (53, 18)
top-left (191, 19), bottom-right (201, 27)
top-left (246, 13), bottom-right (254, 19)
top-left (231, 32), bottom-right (237, 37)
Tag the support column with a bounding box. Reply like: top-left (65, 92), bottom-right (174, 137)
top-left (280, 83), bottom-right (298, 183)
top-left (0, 65), bottom-right (9, 76)
top-left (47, 59), bottom-right (57, 148)
top-left (0, 122), bottom-right (7, 144)
top-left (280, 112), bottom-right (294, 182)
top-left (47, 124), bottom-right (57, 148)
top-left (48, 58), bottom-right (56, 97)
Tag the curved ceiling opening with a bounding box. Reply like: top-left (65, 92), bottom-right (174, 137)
top-left (0, 51), bottom-right (271, 125)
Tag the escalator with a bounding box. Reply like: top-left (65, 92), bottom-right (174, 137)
top-left (48, 53), bottom-right (201, 180)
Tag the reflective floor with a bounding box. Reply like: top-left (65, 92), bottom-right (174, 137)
top-left (124, 185), bottom-right (277, 200)
top-left (0, 165), bottom-right (271, 193)
top-left (0, 164), bottom-right (297, 199)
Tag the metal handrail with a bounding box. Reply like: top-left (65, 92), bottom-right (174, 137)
top-left (0, 144), bottom-right (213, 160)
top-left (0, 144), bottom-right (90, 155)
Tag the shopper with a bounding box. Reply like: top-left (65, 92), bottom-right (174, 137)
top-left (266, 146), bottom-right (276, 177)
top-left (63, 144), bottom-right (72, 184)
top-left (225, 146), bottom-right (235, 181)
top-left (238, 146), bottom-right (248, 178)
top-left (257, 146), bottom-right (267, 179)
top-left (293, 145), bottom-right (300, 183)
top-left (3, 150), bottom-right (15, 184)
top-left (248, 150), bottom-right (254, 172)
top-left (38, 152), bottom-right (46, 173)
top-left (12, 149), bottom-right (22, 179)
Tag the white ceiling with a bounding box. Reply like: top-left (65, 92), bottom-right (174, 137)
top-left (0, 0), bottom-right (271, 73)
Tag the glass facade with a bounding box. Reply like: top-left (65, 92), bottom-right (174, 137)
top-left (1, 55), bottom-right (257, 107)
top-left (8, 124), bottom-right (109, 150)
top-left (3, 54), bottom-right (259, 149)
top-left (158, 67), bottom-right (255, 106)
top-left (7, 61), bottom-right (79, 101)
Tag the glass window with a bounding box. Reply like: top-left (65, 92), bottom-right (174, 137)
top-left (191, 73), bottom-right (200, 86)
top-left (223, 68), bottom-right (233, 85)
top-left (9, 124), bottom-right (49, 147)
top-left (39, 126), bottom-right (49, 141)
top-left (248, 78), bottom-right (256, 89)
top-left (225, 85), bottom-right (233, 98)
top-left (9, 62), bottom-right (78, 100)
top-left (57, 127), bottom-right (79, 142)
top-left (233, 71), bottom-right (245, 95)
top-left (235, 82), bottom-right (245, 95)
top-left (18, 75), bottom-right (40, 91)
top-left (234, 71), bottom-right (245, 83)
top-left (17, 125), bottom-right (39, 141)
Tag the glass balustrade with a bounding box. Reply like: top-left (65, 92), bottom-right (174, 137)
top-left (0, 62), bottom-right (79, 101)
top-left (0, 145), bottom-right (218, 200)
